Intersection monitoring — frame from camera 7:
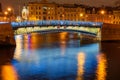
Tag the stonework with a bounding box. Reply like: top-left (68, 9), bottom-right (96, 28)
top-left (0, 23), bottom-right (16, 46)
top-left (101, 23), bottom-right (120, 41)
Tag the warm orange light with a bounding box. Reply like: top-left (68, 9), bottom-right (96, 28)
top-left (62, 14), bottom-right (64, 17)
top-left (96, 53), bottom-right (107, 80)
top-left (109, 15), bottom-right (112, 18)
top-left (8, 8), bottom-right (12, 11)
top-left (60, 32), bottom-right (67, 40)
top-left (100, 10), bottom-right (105, 15)
top-left (1, 64), bottom-right (18, 80)
top-left (80, 13), bottom-right (83, 17)
top-left (4, 11), bottom-right (8, 15)
top-left (4, 17), bottom-right (7, 20)
top-left (76, 52), bottom-right (85, 80)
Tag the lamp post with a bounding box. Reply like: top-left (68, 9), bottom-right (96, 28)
top-left (4, 11), bottom-right (8, 22)
top-left (7, 7), bottom-right (15, 22)
top-left (100, 10), bottom-right (106, 22)
top-left (4, 11), bottom-right (8, 15)
top-left (100, 10), bottom-right (105, 15)
top-left (8, 8), bottom-right (12, 12)
top-left (79, 13), bottom-right (84, 21)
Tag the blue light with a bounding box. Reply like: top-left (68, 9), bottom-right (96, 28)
top-left (11, 20), bottom-right (103, 28)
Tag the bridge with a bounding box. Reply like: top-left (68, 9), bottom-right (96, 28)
top-left (1, 20), bottom-right (120, 46)
top-left (11, 20), bottom-right (103, 41)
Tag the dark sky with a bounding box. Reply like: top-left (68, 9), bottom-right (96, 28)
top-left (0, 0), bottom-right (118, 15)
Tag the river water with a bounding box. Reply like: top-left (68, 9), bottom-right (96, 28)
top-left (0, 32), bottom-right (120, 80)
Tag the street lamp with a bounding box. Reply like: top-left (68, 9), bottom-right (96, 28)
top-left (80, 13), bottom-right (83, 17)
top-left (7, 7), bottom-right (14, 15)
top-left (79, 13), bottom-right (84, 21)
top-left (100, 10), bottom-right (105, 15)
top-left (8, 8), bottom-right (12, 12)
top-left (4, 11), bottom-right (8, 15)
top-left (4, 11), bottom-right (9, 22)
top-left (100, 10), bottom-right (106, 22)
top-left (7, 7), bottom-right (15, 22)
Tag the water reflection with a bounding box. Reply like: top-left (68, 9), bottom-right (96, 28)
top-left (96, 53), bottom-right (107, 80)
top-left (1, 32), bottom-right (120, 80)
top-left (5, 32), bottom-right (120, 80)
top-left (76, 52), bottom-right (85, 80)
top-left (1, 64), bottom-right (18, 80)
top-left (0, 47), bottom-right (18, 80)
top-left (60, 32), bottom-right (67, 56)
top-left (14, 35), bottom-right (23, 61)
top-left (101, 42), bottom-right (120, 80)
top-left (12, 32), bottom-right (101, 80)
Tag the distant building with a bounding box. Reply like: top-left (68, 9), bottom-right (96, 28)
top-left (28, 0), bottom-right (85, 21)
top-left (24, 0), bottom-right (120, 24)
top-left (22, 6), bottom-right (29, 20)
top-left (0, 3), bottom-right (16, 22)
top-left (112, 7), bottom-right (120, 24)
top-left (85, 7), bottom-right (113, 24)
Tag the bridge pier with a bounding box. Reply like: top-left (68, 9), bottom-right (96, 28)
top-left (101, 23), bottom-right (120, 41)
top-left (0, 23), bottom-right (15, 46)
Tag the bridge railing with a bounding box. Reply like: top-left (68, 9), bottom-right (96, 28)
top-left (11, 20), bottom-right (103, 28)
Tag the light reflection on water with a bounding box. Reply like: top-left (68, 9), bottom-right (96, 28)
top-left (0, 32), bottom-right (110, 80)
top-left (1, 64), bottom-right (18, 80)
top-left (96, 53), bottom-right (107, 80)
top-left (76, 52), bottom-right (85, 80)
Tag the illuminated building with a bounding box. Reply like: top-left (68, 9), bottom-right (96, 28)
top-left (85, 7), bottom-right (113, 24)
top-left (27, 0), bottom-right (115, 24)
top-left (0, 3), bottom-right (16, 22)
top-left (22, 6), bottom-right (29, 20)
top-left (112, 7), bottom-right (120, 24)
top-left (28, 0), bottom-right (85, 21)
top-left (22, 0), bottom-right (119, 24)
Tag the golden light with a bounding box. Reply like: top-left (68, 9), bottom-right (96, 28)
top-left (48, 11), bottom-right (50, 14)
top-left (80, 13), bottom-right (83, 17)
top-left (85, 15), bottom-right (88, 17)
top-left (1, 64), bottom-right (18, 80)
top-left (4, 11), bottom-right (8, 15)
top-left (109, 15), bottom-right (112, 18)
top-left (8, 8), bottom-right (12, 11)
top-left (62, 14), bottom-right (64, 17)
top-left (96, 53), bottom-right (107, 80)
top-left (4, 17), bottom-right (7, 20)
top-left (76, 52), bottom-right (85, 80)
top-left (100, 10), bottom-right (105, 15)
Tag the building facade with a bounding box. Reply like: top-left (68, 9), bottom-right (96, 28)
top-left (112, 7), bottom-right (120, 24)
top-left (85, 7), bottom-right (113, 24)
top-left (27, 0), bottom-right (120, 24)
top-left (28, 0), bottom-right (85, 21)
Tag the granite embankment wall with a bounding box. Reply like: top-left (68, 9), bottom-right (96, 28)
top-left (0, 23), bottom-right (15, 46)
top-left (101, 23), bottom-right (120, 41)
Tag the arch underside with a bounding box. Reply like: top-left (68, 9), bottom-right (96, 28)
top-left (34, 29), bottom-right (96, 36)
top-left (14, 28), bottom-right (100, 37)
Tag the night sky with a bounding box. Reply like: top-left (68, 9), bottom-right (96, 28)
top-left (0, 0), bottom-right (118, 15)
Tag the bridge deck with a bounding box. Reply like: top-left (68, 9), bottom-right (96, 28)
top-left (11, 20), bottom-right (103, 28)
